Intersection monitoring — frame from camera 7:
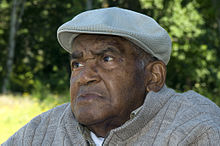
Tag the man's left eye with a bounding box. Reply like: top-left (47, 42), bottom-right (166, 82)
top-left (103, 56), bottom-right (114, 62)
top-left (72, 62), bottom-right (84, 69)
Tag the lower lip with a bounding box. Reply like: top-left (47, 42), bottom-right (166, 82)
top-left (78, 94), bottom-right (102, 101)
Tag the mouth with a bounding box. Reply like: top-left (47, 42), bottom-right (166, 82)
top-left (77, 93), bottom-right (103, 102)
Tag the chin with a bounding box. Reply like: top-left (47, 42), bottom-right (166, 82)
top-left (78, 115), bottom-right (105, 126)
top-left (73, 108), bottom-right (103, 125)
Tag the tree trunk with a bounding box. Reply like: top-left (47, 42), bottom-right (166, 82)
top-left (2, 0), bottom-right (25, 93)
top-left (102, 0), bottom-right (108, 8)
top-left (212, 0), bottom-right (220, 36)
top-left (86, 0), bottom-right (93, 10)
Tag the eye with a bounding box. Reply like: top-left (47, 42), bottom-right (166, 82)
top-left (103, 56), bottom-right (114, 62)
top-left (72, 62), bottom-right (84, 69)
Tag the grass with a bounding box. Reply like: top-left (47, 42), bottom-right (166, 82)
top-left (0, 94), bottom-right (69, 144)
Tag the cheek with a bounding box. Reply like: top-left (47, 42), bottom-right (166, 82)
top-left (70, 71), bottom-right (78, 85)
top-left (70, 86), bottom-right (77, 112)
top-left (102, 69), bottom-right (133, 99)
top-left (70, 73), bottom-right (80, 107)
top-left (103, 65), bottom-right (145, 101)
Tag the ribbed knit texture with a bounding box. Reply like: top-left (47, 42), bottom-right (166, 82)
top-left (2, 86), bottom-right (220, 146)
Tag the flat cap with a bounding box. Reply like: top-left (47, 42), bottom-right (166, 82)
top-left (57, 7), bottom-right (172, 64)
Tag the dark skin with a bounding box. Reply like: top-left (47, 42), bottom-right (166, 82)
top-left (70, 34), bottom-right (166, 137)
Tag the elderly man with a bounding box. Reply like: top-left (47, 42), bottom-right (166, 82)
top-left (3, 7), bottom-right (220, 146)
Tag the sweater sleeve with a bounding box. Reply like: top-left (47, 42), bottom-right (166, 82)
top-left (1, 103), bottom-right (70, 146)
top-left (1, 114), bottom-right (42, 146)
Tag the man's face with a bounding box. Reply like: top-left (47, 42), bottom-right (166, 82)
top-left (70, 34), bottom-right (146, 126)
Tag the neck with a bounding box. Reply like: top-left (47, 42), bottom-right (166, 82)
top-left (86, 116), bottom-right (130, 138)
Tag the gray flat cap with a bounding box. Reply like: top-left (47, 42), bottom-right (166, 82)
top-left (57, 7), bottom-right (172, 64)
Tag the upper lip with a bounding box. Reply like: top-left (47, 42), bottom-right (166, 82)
top-left (78, 92), bottom-right (103, 98)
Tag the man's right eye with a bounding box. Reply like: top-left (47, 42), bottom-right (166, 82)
top-left (72, 62), bottom-right (84, 69)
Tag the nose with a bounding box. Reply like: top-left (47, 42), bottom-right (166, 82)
top-left (77, 61), bottom-right (101, 86)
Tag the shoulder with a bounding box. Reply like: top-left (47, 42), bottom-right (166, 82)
top-left (165, 89), bottom-right (220, 145)
top-left (2, 103), bottom-right (71, 146)
top-left (171, 90), bottom-right (220, 117)
top-left (160, 87), bottom-right (220, 125)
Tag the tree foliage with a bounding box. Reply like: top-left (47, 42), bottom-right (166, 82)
top-left (0, 0), bottom-right (219, 105)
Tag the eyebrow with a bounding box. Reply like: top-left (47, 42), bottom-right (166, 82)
top-left (71, 51), bottom-right (83, 60)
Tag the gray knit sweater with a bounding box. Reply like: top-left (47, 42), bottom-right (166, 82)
top-left (2, 86), bottom-right (220, 146)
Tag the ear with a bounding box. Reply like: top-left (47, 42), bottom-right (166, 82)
top-left (144, 61), bottom-right (166, 92)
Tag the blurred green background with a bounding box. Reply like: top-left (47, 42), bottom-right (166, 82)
top-left (0, 0), bottom-right (220, 143)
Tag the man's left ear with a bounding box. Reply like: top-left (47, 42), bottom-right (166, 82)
top-left (144, 61), bottom-right (166, 92)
